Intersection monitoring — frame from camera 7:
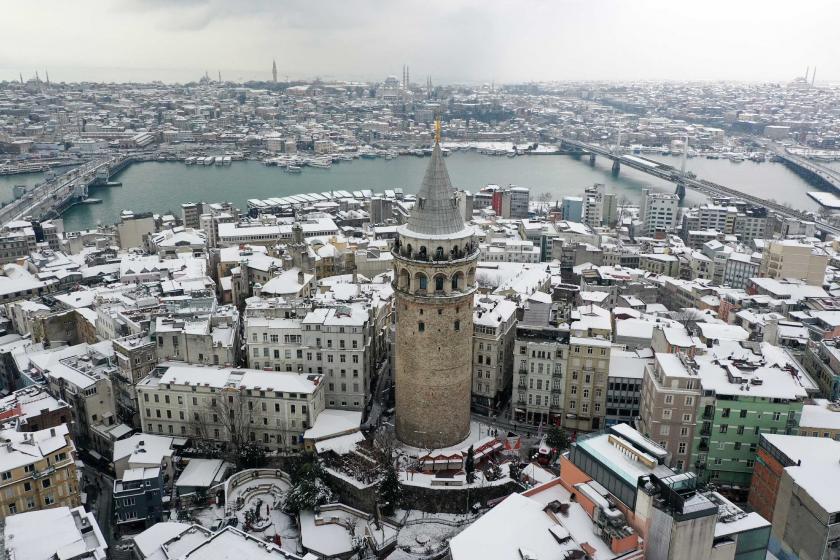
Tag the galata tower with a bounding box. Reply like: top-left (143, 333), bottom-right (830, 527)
top-left (393, 120), bottom-right (477, 449)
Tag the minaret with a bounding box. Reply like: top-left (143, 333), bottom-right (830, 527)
top-left (272, 60), bottom-right (278, 83)
top-left (393, 118), bottom-right (477, 449)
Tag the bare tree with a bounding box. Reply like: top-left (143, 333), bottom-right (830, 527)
top-left (672, 308), bottom-right (707, 336)
top-left (189, 389), bottom-right (263, 468)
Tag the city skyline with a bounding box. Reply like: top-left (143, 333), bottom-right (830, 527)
top-left (1, 0), bottom-right (839, 84)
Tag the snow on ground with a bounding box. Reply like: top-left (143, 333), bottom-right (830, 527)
top-left (387, 510), bottom-right (477, 559)
top-left (186, 474), bottom-right (301, 555)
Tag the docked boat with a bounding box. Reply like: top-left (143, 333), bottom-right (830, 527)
top-left (286, 165), bottom-right (302, 173)
top-left (308, 158), bottom-right (331, 169)
top-left (185, 156), bottom-right (197, 165)
top-left (223, 156), bottom-right (232, 165)
top-left (81, 198), bottom-right (102, 204)
top-left (728, 153), bottom-right (745, 163)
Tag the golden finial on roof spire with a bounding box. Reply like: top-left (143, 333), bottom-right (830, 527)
top-left (434, 117), bottom-right (441, 144)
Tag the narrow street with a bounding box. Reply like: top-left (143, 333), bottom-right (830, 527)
top-left (84, 466), bottom-right (114, 548)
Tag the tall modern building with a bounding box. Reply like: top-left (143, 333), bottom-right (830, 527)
top-left (393, 122), bottom-right (478, 449)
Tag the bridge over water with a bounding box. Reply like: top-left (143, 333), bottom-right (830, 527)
top-left (559, 138), bottom-right (840, 238)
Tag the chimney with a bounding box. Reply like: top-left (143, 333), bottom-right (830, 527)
top-left (49, 428), bottom-right (55, 437)
top-left (298, 270), bottom-right (305, 285)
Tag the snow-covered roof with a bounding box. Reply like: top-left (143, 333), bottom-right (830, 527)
top-left (143, 363), bottom-right (321, 395)
top-left (799, 399), bottom-right (840, 431)
top-left (175, 458), bottom-right (229, 489)
top-left (303, 409), bottom-right (361, 441)
top-left (4, 506), bottom-right (107, 560)
top-left (762, 434), bottom-right (840, 513)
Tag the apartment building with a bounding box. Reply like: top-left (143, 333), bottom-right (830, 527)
top-left (0, 424), bottom-right (80, 518)
top-left (640, 189), bottom-right (679, 236)
top-left (564, 337), bottom-right (611, 432)
top-left (695, 343), bottom-right (814, 490)
top-left (606, 349), bottom-right (647, 427)
top-left (513, 302), bottom-right (568, 426)
top-left (113, 466), bottom-right (164, 528)
top-left (152, 305), bottom-right (239, 367)
top-left (638, 352), bottom-right (702, 472)
top-left (478, 238), bottom-right (541, 263)
top-left (0, 222), bottom-right (38, 265)
top-left (749, 434), bottom-right (840, 560)
top-left (25, 342), bottom-right (119, 457)
top-left (759, 240), bottom-right (829, 286)
top-left (113, 333), bottom-right (158, 427)
top-left (471, 295), bottom-right (517, 412)
top-left (245, 304), bottom-right (375, 411)
top-left (137, 363), bottom-right (325, 452)
top-left (582, 183), bottom-right (618, 228)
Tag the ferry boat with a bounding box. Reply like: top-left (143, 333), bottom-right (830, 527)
top-left (308, 158), bottom-right (331, 169)
top-left (728, 153), bottom-right (745, 163)
top-left (286, 165), bottom-right (302, 173)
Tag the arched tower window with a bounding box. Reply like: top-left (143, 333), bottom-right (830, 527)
top-left (435, 247), bottom-right (445, 260)
top-left (399, 268), bottom-right (410, 291)
top-left (415, 272), bottom-right (428, 292)
top-left (434, 274), bottom-right (445, 292)
top-left (418, 246), bottom-right (427, 260)
top-left (406, 243), bottom-right (412, 257)
top-left (451, 271), bottom-right (464, 291)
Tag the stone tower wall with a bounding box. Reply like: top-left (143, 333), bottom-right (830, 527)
top-left (394, 287), bottom-right (474, 448)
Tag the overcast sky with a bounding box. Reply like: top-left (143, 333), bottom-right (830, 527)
top-left (1, 0), bottom-right (837, 84)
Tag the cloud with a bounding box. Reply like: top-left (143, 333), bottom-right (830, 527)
top-left (1, 0), bottom-right (839, 83)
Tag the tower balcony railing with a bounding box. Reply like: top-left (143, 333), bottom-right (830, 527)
top-left (392, 245), bottom-right (477, 263)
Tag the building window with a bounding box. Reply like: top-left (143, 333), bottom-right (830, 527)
top-left (418, 322), bottom-right (425, 333)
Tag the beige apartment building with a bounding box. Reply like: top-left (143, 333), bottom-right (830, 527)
top-left (0, 424), bottom-right (80, 519)
top-left (759, 240), bottom-right (828, 286)
top-left (564, 336), bottom-right (610, 432)
top-left (638, 352), bottom-right (701, 471)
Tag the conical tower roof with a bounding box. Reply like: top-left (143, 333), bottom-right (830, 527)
top-left (405, 142), bottom-right (466, 237)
